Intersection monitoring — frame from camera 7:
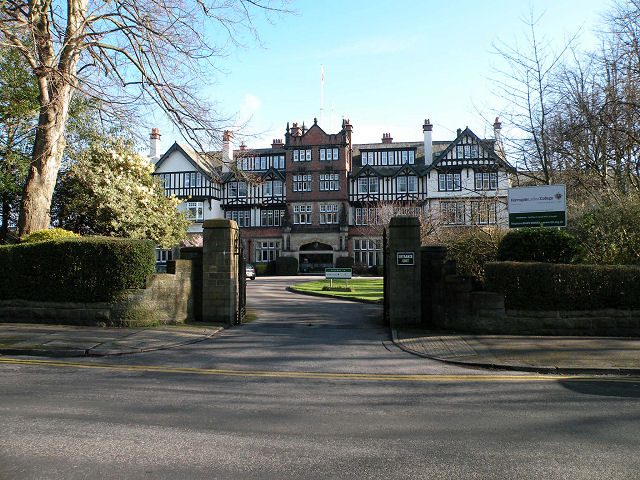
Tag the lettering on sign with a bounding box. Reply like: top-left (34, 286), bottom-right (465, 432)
top-left (325, 268), bottom-right (352, 279)
top-left (397, 252), bottom-right (414, 266)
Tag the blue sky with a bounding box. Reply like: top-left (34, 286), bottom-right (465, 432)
top-left (155, 0), bottom-right (610, 151)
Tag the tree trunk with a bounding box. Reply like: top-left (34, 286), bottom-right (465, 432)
top-left (18, 82), bottom-right (75, 237)
top-left (1, 195), bottom-right (9, 243)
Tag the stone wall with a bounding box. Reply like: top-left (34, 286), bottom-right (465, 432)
top-left (0, 259), bottom-right (194, 327)
top-left (421, 247), bottom-right (640, 336)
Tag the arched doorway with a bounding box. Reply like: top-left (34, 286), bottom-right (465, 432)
top-left (299, 242), bottom-right (333, 273)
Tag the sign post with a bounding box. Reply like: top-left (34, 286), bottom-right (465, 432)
top-left (508, 185), bottom-right (566, 228)
top-left (325, 268), bottom-right (352, 289)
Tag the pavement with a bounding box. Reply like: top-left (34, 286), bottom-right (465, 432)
top-left (393, 328), bottom-right (640, 375)
top-left (0, 319), bottom-right (639, 375)
top-left (0, 323), bottom-right (222, 357)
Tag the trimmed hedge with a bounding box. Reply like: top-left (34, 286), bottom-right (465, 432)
top-left (485, 261), bottom-right (640, 310)
top-left (496, 228), bottom-right (580, 263)
top-left (0, 237), bottom-right (155, 303)
top-left (275, 256), bottom-right (298, 275)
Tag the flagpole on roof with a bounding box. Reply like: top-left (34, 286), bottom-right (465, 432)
top-left (320, 64), bottom-right (324, 127)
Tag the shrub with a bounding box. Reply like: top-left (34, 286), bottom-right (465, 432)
top-left (0, 237), bottom-right (155, 303)
top-left (376, 265), bottom-right (384, 276)
top-left (352, 263), bottom-right (369, 275)
top-left (322, 286), bottom-right (353, 292)
top-left (275, 256), bottom-right (298, 275)
top-left (568, 196), bottom-right (640, 265)
top-left (254, 263), bottom-right (268, 276)
top-left (485, 261), bottom-right (640, 310)
top-left (496, 228), bottom-right (580, 263)
top-left (335, 256), bottom-right (355, 268)
top-left (424, 227), bottom-right (506, 281)
top-left (21, 228), bottom-right (79, 243)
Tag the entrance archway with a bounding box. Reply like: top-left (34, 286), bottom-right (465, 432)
top-left (299, 242), bottom-right (333, 273)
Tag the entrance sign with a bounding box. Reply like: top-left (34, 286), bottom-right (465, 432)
top-left (397, 252), bottom-right (415, 266)
top-left (508, 185), bottom-right (566, 228)
top-left (325, 267), bottom-right (352, 288)
top-left (325, 268), bottom-right (352, 279)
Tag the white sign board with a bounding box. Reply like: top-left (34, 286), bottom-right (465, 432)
top-left (508, 184), bottom-right (566, 228)
top-left (325, 268), bottom-right (352, 279)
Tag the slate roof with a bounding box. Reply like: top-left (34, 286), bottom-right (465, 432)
top-left (155, 142), bottom-right (223, 179)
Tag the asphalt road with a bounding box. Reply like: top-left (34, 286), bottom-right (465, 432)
top-left (1, 276), bottom-right (639, 479)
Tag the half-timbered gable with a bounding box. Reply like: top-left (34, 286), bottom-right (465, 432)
top-left (152, 142), bottom-right (224, 232)
top-left (154, 142), bottom-right (222, 200)
top-left (426, 127), bottom-right (512, 200)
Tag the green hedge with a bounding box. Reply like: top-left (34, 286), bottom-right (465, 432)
top-left (335, 256), bottom-right (355, 268)
top-left (496, 228), bottom-right (580, 263)
top-left (0, 237), bottom-right (155, 303)
top-left (485, 261), bottom-right (640, 310)
top-left (275, 256), bottom-right (298, 275)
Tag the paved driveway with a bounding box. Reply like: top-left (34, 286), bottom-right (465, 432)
top-left (211, 275), bottom-right (475, 375)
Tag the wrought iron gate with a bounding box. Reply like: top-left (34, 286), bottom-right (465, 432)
top-left (382, 228), bottom-right (389, 326)
top-left (236, 244), bottom-right (246, 325)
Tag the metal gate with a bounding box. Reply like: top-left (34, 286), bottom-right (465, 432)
top-left (382, 228), bottom-right (389, 326)
top-left (236, 244), bottom-right (246, 325)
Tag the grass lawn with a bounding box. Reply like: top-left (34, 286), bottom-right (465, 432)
top-left (290, 278), bottom-right (383, 302)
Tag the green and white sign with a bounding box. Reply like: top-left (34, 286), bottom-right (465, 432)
top-left (325, 268), bottom-right (352, 280)
top-left (508, 185), bottom-right (566, 228)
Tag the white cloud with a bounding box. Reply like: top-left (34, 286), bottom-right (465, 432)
top-left (239, 93), bottom-right (262, 123)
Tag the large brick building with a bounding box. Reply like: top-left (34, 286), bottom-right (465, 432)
top-left (152, 118), bottom-right (512, 271)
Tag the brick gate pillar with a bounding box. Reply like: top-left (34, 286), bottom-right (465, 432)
top-left (202, 219), bottom-right (239, 325)
top-left (388, 217), bottom-right (421, 326)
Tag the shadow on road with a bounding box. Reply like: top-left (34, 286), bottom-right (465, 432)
top-left (558, 377), bottom-right (640, 398)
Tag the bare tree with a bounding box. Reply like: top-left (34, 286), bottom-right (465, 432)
top-left (543, 1), bottom-right (640, 207)
top-left (492, 10), bottom-right (579, 185)
top-left (0, 0), bottom-right (287, 235)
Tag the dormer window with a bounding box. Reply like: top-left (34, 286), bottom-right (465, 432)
top-left (358, 177), bottom-right (378, 194)
top-left (361, 150), bottom-right (414, 166)
top-left (229, 181), bottom-right (247, 197)
top-left (397, 176), bottom-right (418, 193)
top-left (239, 155), bottom-right (285, 171)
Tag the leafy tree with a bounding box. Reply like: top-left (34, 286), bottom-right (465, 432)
top-left (0, 46), bottom-right (39, 243)
top-left (0, 0), bottom-right (286, 236)
top-left (53, 140), bottom-right (189, 248)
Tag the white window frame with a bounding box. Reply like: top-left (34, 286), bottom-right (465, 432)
top-left (438, 173), bottom-right (462, 192)
top-left (255, 240), bottom-right (281, 262)
top-left (293, 204), bottom-right (313, 224)
top-left (293, 174), bottom-right (312, 192)
top-left (319, 204), bottom-right (339, 224)
top-left (186, 201), bottom-right (204, 221)
top-left (441, 201), bottom-right (465, 225)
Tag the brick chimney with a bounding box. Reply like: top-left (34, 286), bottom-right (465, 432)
top-left (240, 141), bottom-right (247, 151)
top-left (381, 133), bottom-right (393, 144)
top-left (290, 123), bottom-right (303, 137)
top-left (272, 139), bottom-right (284, 149)
top-left (423, 119), bottom-right (433, 164)
top-left (222, 130), bottom-right (233, 172)
top-left (494, 117), bottom-right (504, 158)
top-left (149, 128), bottom-right (161, 163)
